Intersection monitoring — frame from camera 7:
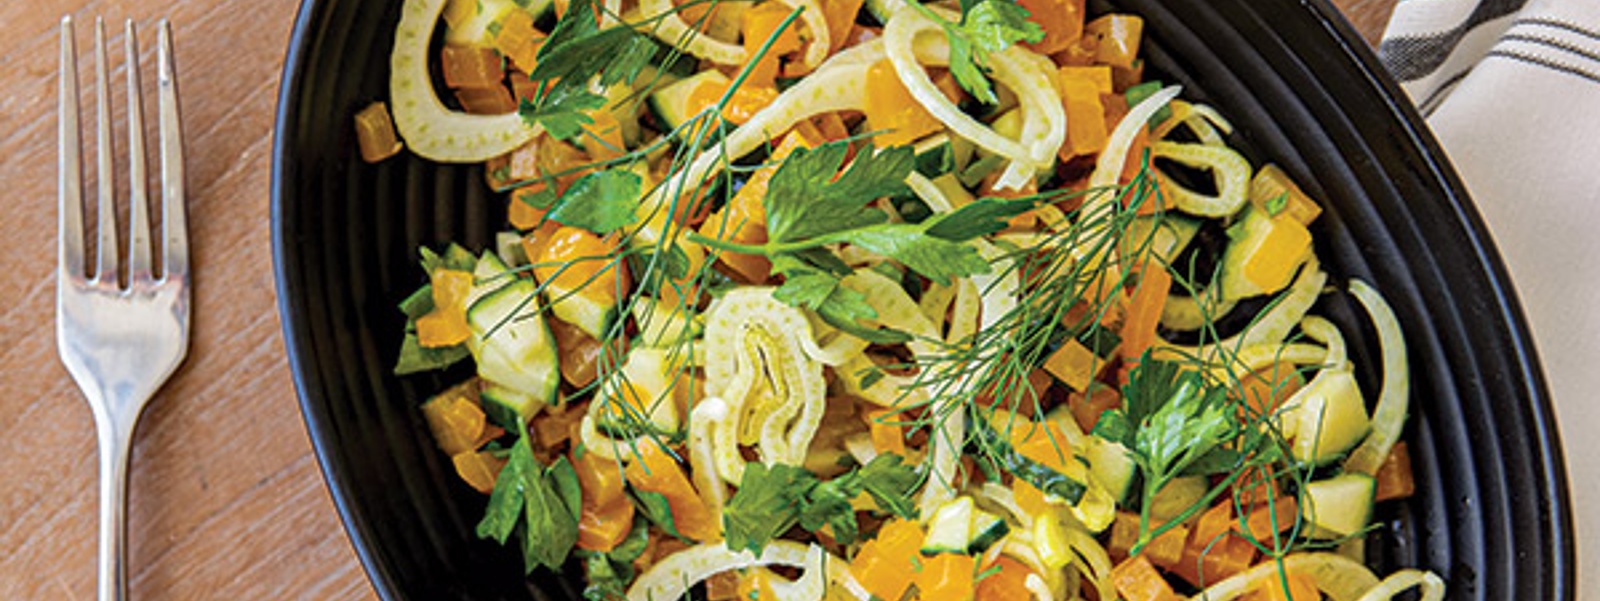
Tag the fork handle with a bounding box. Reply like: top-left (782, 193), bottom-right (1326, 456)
top-left (93, 407), bottom-right (138, 601)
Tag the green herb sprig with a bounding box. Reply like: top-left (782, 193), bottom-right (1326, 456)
top-left (476, 422), bottom-right (583, 574)
top-left (907, 0), bottom-right (1044, 104)
top-left (686, 139), bottom-right (1036, 340)
top-left (722, 454), bottom-right (922, 554)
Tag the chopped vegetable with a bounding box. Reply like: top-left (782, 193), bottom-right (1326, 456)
top-left (353, 102), bottom-right (403, 163)
top-left (391, 0), bottom-right (1439, 594)
top-left (864, 59), bottom-right (944, 146)
top-left (625, 441), bottom-right (720, 541)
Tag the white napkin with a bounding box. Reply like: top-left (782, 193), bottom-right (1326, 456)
top-left (1380, 0), bottom-right (1599, 589)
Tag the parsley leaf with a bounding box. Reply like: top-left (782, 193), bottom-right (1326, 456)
top-left (723, 463), bottom-right (813, 554)
top-left (923, 197), bottom-right (1037, 241)
top-left (519, 91), bottom-right (606, 142)
top-left (690, 140), bottom-right (1030, 340)
top-left (914, 0), bottom-right (1044, 104)
top-left (545, 169), bottom-right (642, 235)
top-left (722, 455), bottom-right (923, 553)
top-left (857, 453), bottom-right (923, 519)
top-left (771, 256), bottom-right (910, 344)
top-left (764, 142), bottom-right (913, 243)
top-left (969, 410), bottom-right (1088, 504)
top-left (519, 0), bottom-right (657, 140)
top-left (847, 226), bottom-right (990, 286)
top-left (1101, 358), bottom-right (1239, 548)
top-left (476, 426), bottom-right (582, 573)
top-left (799, 473), bottom-right (862, 544)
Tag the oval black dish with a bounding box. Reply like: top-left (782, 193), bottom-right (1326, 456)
top-left (272, 0), bottom-right (1575, 598)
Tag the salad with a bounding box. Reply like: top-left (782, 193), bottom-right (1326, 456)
top-left (366, 0), bottom-right (1447, 597)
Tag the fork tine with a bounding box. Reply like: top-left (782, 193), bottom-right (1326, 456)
top-left (125, 20), bottom-right (152, 282)
top-left (157, 20), bottom-right (186, 279)
top-left (93, 17), bottom-right (119, 284)
top-left (59, 16), bottom-right (85, 281)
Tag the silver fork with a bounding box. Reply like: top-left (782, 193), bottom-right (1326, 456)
top-left (57, 16), bottom-right (189, 601)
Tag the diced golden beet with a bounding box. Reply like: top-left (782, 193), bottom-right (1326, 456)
top-left (863, 59), bottom-right (944, 146)
top-left (1085, 15), bottom-right (1143, 69)
top-left (441, 45), bottom-right (505, 89)
top-left (1241, 214), bottom-right (1312, 293)
top-left (1017, 0), bottom-right (1086, 55)
top-left (1250, 164), bottom-right (1323, 225)
top-left (353, 102), bottom-right (403, 163)
top-left (1044, 338), bottom-right (1109, 392)
top-left (1111, 554), bottom-right (1183, 601)
top-left (454, 85), bottom-right (518, 115)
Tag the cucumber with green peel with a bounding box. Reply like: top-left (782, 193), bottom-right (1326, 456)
top-left (465, 253), bottom-right (561, 405)
top-left (921, 496), bottom-right (975, 555)
top-left (444, 0), bottom-right (556, 47)
top-left (967, 506), bottom-right (1010, 553)
top-left (546, 282), bottom-right (623, 341)
top-left (495, 231), bottom-right (528, 268)
top-left (919, 495), bottom-right (1012, 554)
top-left (1300, 472), bottom-right (1376, 539)
top-left (912, 133), bottom-right (974, 178)
top-left (1218, 206), bottom-right (1312, 301)
top-left (1282, 368), bottom-right (1371, 464)
top-left (1084, 435), bottom-right (1138, 504)
top-left (481, 385), bottom-right (544, 429)
top-left (1121, 214), bottom-right (1202, 263)
top-left (1146, 475), bottom-right (1208, 523)
top-left (646, 70), bottom-right (729, 132)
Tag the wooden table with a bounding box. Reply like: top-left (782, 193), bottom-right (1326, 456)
top-left (0, 0), bottom-right (1394, 598)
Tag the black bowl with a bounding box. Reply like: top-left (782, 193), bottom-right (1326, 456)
top-left (272, 0), bottom-right (1575, 598)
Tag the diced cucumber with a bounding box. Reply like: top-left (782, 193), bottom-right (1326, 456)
top-left (1068, 481), bottom-right (1116, 534)
top-left (466, 254), bottom-right (561, 404)
top-left (1122, 214), bottom-right (1201, 263)
top-left (929, 173), bottom-right (975, 208)
top-left (1218, 206), bottom-right (1313, 301)
top-left (913, 133), bottom-right (973, 178)
top-left (465, 251), bottom-right (513, 313)
top-left (495, 231), bottom-right (528, 268)
top-left (1283, 368), bottom-right (1371, 464)
top-left (547, 285), bottom-right (622, 341)
top-left (704, 1), bottom-right (748, 43)
top-left (632, 297), bottom-right (703, 349)
top-left (481, 385), bottom-right (544, 429)
top-left (1300, 473), bottom-right (1376, 539)
top-left (444, 0), bottom-right (555, 47)
top-left (863, 0), bottom-right (926, 26)
top-left (1084, 436), bottom-right (1137, 504)
top-left (1147, 475), bottom-right (1208, 523)
top-left (968, 507), bottom-right (1011, 553)
top-left (921, 496), bottom-right (975, 555)
top-left (646, 70), bottom-right (729, 132)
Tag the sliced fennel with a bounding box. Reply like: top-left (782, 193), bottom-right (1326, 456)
top-left (625, 541), bottom-right (833, 601)
top-left (702, 287), bottom-right (827, 485)
top-left (391, 0), bottom-right (540, 162)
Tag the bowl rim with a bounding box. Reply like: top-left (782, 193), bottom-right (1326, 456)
top-left (269, 0), bottom-right (1576, 598)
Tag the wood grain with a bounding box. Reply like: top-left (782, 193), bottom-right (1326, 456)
top-left (0, 0), bottom-right (1393, 598)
